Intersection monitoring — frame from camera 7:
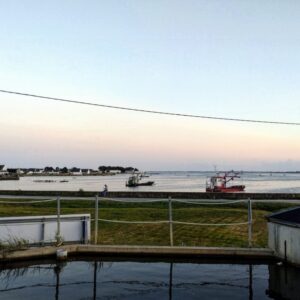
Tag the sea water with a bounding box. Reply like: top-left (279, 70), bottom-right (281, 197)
top-left (0, 172), bottom-right (299, 193)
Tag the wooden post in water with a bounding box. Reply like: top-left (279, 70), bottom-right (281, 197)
top-left (94, 195), bottom-right (99, 245)
top-left (168, 197), bottom-right (174, 246)
top-left (248, 198), bottom-right (252, 247)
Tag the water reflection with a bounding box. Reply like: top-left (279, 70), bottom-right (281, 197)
top-left (169, 263), bottom-right (173, 300)
top-left (0, 258), bottom-right (299, 299)
top-left (267, 264), bottom-right (300, 299)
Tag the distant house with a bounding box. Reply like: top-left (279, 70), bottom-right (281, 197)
top-left (21, 168), bottom-right (28, 174)
top-left (89, 169), bottom-right (100, 175)
top-left (109, 169), bottom-right (122, 174)
top-left (82, 169), bottom-right (92, 175)
top-left (44, 167), bottom-right (56, 174)
top-left (7, 168), bottom-right (23, 175)
top-left (45, 167), bottom-right (60, 175)
top-left (26, 169), bottom-right (34, 175)
top-left (27, 168), bottom-right (44, 175)
top-left (59, 167), bottom-right (69, 174)
top-left (70, 167), bottom-right (82, 175)
top-left (266, 207), bottom-right (300, 265)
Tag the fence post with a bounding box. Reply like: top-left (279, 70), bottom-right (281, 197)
top-left (248, 198), bottom-right (252, 247)
top-left (168, 196), bottom-right (173, 246)
top-left (56, 196), bottom-right (61, 245)
top-left (94, 195), bottom-right (99, 245)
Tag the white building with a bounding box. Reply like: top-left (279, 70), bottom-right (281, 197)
top-left (267, 207), bottom-right (300, 266)
top-left (70, 168), bottom-right (82, 175)
top-left (82, 169), bottom-right (92, 175)
top-left (0, 165), bottom-right (8, 175)
top-left (109, 169), bottom-right (122, 174)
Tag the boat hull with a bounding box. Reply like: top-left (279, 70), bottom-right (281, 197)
top-left (126, 181), bottom-right (154, 187)
top-left (206, 185), bottom-right (245, 193)
top-left (0, 175), bottom-right (20, 181)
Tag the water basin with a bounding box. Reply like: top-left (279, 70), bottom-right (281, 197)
top-left (0, 257), bottom-right (299, 299)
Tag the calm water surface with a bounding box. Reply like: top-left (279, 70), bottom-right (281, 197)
top-left (2, 259), bottom-right (299, 300)
top-left (0, 172), bottom-right (300, 193)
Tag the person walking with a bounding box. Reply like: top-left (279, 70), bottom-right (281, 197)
top-left (101, 184), bottom-right (108, 197)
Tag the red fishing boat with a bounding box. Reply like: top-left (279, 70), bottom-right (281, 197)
top-left (206, 171), bottom-right (245, 193)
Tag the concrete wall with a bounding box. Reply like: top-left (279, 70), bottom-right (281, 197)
top-left (268, 222), bottom-right (300, 265)
top-left (0, 214), bottom-right (90, 245)
top-left (0, 190), bottom-right (299, 200)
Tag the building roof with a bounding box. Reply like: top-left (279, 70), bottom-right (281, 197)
top-left (266, 207), bottom-right (300, 228)
top-left (0, 165), bottom-right (4, 171)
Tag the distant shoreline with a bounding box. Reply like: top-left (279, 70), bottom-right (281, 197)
top-left (147, 170), bottom-right (300, 174)
top-left (14, 170), bottom-right (300, 177)
top-left (20, 173), bottom-right (117, 177)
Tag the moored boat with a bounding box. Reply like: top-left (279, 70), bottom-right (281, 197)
top-left (0, 174), bottom-right (20, 181)
top-left (126, 174), bottom-right (154, 187)
top-left (206, 171), bottom-right (245, 192)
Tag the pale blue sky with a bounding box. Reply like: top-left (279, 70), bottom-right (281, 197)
top-left (0, 1), bottom-right (299, 170)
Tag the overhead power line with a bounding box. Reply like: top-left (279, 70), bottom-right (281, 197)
top-left (0, 89), bottom-right (299, 126)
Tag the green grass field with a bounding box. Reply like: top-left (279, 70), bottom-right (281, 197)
top-left (0, 199), bottom-right (296, 248)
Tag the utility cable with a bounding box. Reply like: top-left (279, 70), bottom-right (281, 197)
top-left (0, 89), bottom-right (299, 125)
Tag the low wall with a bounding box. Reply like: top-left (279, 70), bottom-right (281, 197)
top-left (0, 245), bottom-right (274, 262)
top-left (0, 214), bottom-right (90, 245)
top-left (0, 190), bottom-right (300, 200)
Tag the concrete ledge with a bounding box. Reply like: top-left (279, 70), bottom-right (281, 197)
top-left (0, 245), bottom-right (274, 262)
top-left (0, 245), bottom-right (79, 261)
top-left (0, 190), bottom-right (300, 200)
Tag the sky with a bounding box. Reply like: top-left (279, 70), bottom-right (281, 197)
top-left (0, 0), bottom-right (299, 171)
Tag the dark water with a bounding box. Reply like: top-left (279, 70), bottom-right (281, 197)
top-left (1, 258), bottom-right (300, 299)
